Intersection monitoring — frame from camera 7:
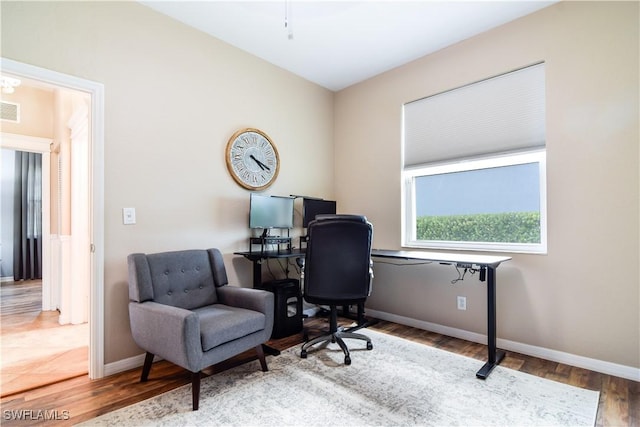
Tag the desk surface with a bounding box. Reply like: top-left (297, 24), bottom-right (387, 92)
top-left (371, 249), bottom-right (511, 268)
top-left (234, 248), bottom-right (511, 267)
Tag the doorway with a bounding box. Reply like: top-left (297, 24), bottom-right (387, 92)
top-left (1, 127), bottom-right (89, 395)
top-left (1, 58), bottom-right (105, 380)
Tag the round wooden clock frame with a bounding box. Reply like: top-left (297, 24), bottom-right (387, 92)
top-left (225, 128), bottom-right (280, 191)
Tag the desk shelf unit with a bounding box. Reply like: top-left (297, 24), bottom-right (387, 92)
top-left (249, 229), bottom-right (292, 254)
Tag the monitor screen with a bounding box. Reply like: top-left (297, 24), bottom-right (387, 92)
top-left (302, 198), bottom-right (337, 227)
top-left (249, 194), bottom-right (294, 229)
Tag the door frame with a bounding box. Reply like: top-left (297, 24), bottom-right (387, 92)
top-left (1, 57), bottom-right (105, 379)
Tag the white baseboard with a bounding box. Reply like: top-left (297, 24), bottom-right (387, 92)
top-left (103, 352), bottom-right (149, 377)
top-left (0, 276), bottom-right (14, 282)
top-left (366, 308), bottom-right (640, 382)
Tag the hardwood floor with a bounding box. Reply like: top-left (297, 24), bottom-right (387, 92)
top-left (1, 315), bottom-right (638, 426)
top-left (0, 280), bottom-right (89, 397)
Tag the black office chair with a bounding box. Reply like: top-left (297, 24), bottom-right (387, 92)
top-left (300, 214), bottom-right (374, 365)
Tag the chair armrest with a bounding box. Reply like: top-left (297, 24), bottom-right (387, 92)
top-left (128, 301), bottom-right (202, 371)
top-left (217, 286), bottom-right (274, 315)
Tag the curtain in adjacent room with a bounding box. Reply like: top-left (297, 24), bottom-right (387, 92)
top-left (13, 151), bottom-right (43, 281)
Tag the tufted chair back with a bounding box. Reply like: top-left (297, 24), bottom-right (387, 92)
top-left (128, 249), bottom-right (228, 310)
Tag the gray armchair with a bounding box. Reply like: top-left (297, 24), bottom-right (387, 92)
top-left (127, 248), bottom-right (274, 410)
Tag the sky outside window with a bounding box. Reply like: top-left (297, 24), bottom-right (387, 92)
top-left (415, 163), bottom-right (540, 217)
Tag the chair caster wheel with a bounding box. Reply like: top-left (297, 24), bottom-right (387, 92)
top-left (344, 355), bottom-right (351, 365)
top-left (367, 342), bottom-right (373, 350)
top-left (301, 350), bottom-right (307, 359)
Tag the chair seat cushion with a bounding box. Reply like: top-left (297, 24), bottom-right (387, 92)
top-left (194, 304), bottom-right (267, 352)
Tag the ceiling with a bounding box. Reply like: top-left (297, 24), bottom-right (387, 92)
top-left (141, 1), bottom-right (557, 92)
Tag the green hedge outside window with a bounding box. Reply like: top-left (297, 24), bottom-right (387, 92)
top-left (416, 212), bottom-right (541, 244)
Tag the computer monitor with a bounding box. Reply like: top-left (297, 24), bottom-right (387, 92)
top-left (249, 193), bottom-right (294, 229)
top-left (302, 198), bottom-right (337, 227)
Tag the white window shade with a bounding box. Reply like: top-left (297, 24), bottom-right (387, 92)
top-left (403, 63), bottom-right (545, 167)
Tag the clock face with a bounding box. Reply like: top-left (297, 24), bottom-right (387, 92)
top-left (225, 128), bottom-right (280, 191)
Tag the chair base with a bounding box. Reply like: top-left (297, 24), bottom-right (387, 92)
top-left (300, 329), bottom-right (373, 365)
top-left (300, 304), bottom-right (373, 364)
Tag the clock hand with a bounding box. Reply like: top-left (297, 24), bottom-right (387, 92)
top-left (249, 154), bottom-right (266, 171)
top-left (258, 160), bottom-right (271, 171)
top-left (250, 154), bottom-right (271, 171)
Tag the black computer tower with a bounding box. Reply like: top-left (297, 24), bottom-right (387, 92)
top-left (258, 279), bottom-right (303, 339)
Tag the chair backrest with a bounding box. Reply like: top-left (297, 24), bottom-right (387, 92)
top-left (128, 248), bottom-right (229, 310)
top-left (303, 214), bottom-right (373, 305)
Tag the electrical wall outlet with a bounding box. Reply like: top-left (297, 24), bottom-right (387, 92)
top-left (457, 296), bottom-right (467, 310)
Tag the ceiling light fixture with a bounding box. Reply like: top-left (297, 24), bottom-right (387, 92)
top-left (1, 76), bottom-right (21, 94)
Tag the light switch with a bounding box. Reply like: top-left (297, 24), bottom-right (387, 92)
top-left (123, 207), bottom-right (136, 225)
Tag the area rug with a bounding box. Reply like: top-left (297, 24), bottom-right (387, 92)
top-left (80, 330), bottom-right (599, 426)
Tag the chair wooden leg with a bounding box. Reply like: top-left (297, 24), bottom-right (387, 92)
top-left (256, 344), bottom-right (268, 372)
top-left (140, 352), bottom-right (154, 382)
top-left (191, 371), bottom-right (201, 411)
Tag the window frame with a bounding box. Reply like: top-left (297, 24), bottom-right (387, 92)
top-left (402, 149), bottom-right (547, 254)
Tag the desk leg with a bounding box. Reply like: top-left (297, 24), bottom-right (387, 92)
top-left (342, 302), bottom-right (379, 333)
top-left (252, 260), bottom-right (262, 288)
top-left (476, 266), bottom-right (505, 379)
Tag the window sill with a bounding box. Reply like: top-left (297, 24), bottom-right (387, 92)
top-left (403, 241), bottom-right (547, 255)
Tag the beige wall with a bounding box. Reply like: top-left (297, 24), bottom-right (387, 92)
top-left (1, 1), bottom-right (334, 363)
top-left (335, 1), bottom-right (639, 369)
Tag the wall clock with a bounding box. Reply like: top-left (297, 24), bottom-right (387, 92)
top-left (225, 128), bottom-right (280, 191)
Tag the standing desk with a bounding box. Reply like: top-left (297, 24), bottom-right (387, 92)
top-left (235, 247), bottom-right (511, 379)
top-left (371, 249), bottom-right (511, 379)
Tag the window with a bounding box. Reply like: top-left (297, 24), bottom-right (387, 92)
top-left (403, 150), bottom-right (546, 253)
top-left (402, 63), bottom-right (546, 254)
